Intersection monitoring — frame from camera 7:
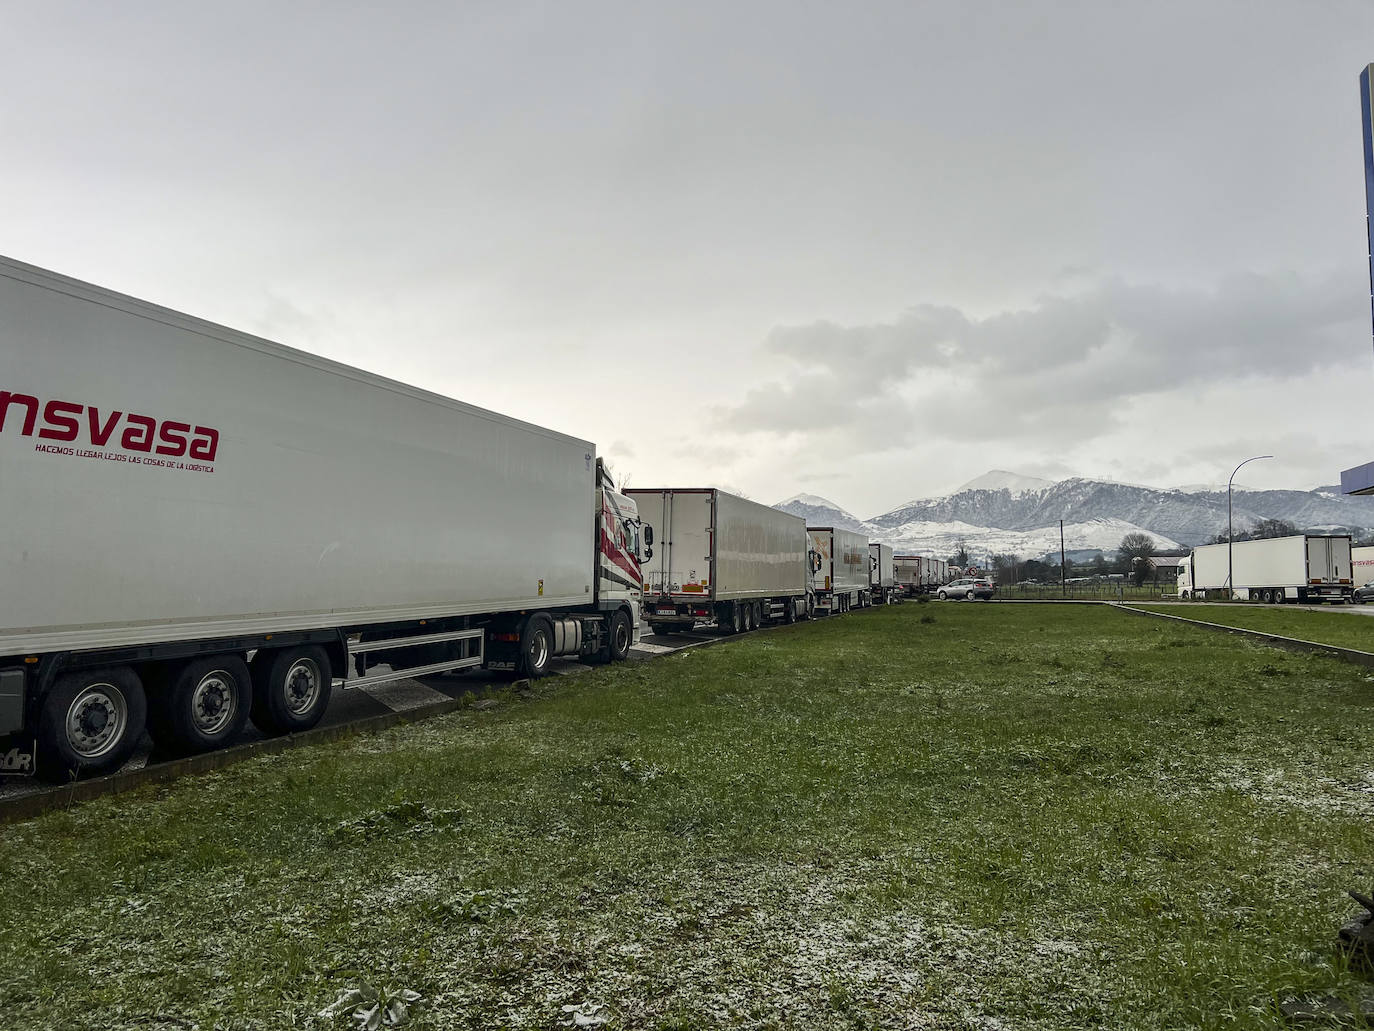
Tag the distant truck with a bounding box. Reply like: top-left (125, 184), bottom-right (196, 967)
top-left (869, 543), bottom-right (896, 604)
top-left (1176, 534), bottom-right (1355, 604)
top-left (894, 554), bottom-right (947, 596)
top-left (808, 527), bottom-right (871, 613)
top-left (627, 488), bottom-right (809, 632)
top-left (1353, 545), bottom-right (1374, 587)
top-left (0, 256), bottom-right (650, 780)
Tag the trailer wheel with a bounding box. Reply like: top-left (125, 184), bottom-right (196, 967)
top-left (608, 609), bottom-right (632, 661)
top-left (784, 598), bottom-right (796, 624)
top-left (1271, 591), bottom-right (1284, 605)
top-left (519, 616), bottom-right (554, 678)
top-left (251, 646), bottom-right (332, 735)
top-left (752, 601), bottom-right (763, 628)
top-left (151, 656), bottom-right (251, 756)
top-left (37, 667), bottom-right (147, 781)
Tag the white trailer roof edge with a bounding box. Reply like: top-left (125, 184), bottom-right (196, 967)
top-left (0, 254), bottom-right (594, 451)
top-left (627, 487), bottom-right (807, 528)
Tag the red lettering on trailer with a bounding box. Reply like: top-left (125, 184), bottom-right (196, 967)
top-left (0, 388), bottom-right (219, 464)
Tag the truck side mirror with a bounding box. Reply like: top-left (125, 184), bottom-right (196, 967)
top-left (644, 525), bottom-right (654, 547)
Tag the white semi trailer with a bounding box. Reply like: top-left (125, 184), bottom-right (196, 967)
top-left (0, 256), bottom-right (649, 780)
top-left (808, 527), bottom-right (871, 613)
top-left (1353, 545), bottom-right (1374, 587)
top-left (928, 557), bottom-right (949, 589)
top-left (1176, 534), bottom-right (1355, 604)
top-left (894, 555), bottom-right (947, 596)
top-left (869, 543), bottom-right (896, 604)
top-left (626, 488), bottom-right (809, 633)
top-left (894, 555), bottom-right (922, 597)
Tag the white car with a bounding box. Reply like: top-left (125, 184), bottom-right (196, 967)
top-left (938, 577), bottom-right (996, 601)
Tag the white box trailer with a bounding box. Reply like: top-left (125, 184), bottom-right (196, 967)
top-left (1177, 534), bottom-right (1354, 603)
top-left (625, 488), bottom-right (809, 633)
top-left (1353, 545), bottom-right (1374, 587)
top-left (894, 554), bottom-right (947, 596)
top-left (894, 555), bottom-right (922, 596)
top-left (0, 255), bottom-right (648, 779)
top-left (808, 527), bottom-right (871, 613)
top-left (869, 543), bottom-right (896, 604)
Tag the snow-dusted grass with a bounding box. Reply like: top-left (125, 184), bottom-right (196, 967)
top-left (1, 605), bottom-right (1372, 1029)
top-left (1134, 603), bottom-right (1374, 653)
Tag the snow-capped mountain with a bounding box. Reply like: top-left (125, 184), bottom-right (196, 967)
top-left (773, 493), bottom-right (866, 532)
top-left (954, 470), bottom-right (1056, 496)
top-left (873, 517), bottom-right (1180, 559)
top-left (771, 471), bottom-right (1374, 560)
top-left (866, 475), bottom-right (1374, 547)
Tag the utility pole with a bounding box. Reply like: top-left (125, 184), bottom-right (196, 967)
top-left (1060, 519), bottom-right (1066, 598)
top-left (1228, 455), bottom-right (1273, 599)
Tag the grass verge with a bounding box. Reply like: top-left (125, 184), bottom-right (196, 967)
top-left (1, 604), bottom-right (1372, 1030)
top-left (1134, 603), bottom-right (1374, 654)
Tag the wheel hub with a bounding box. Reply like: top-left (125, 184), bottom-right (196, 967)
top-left (285, 661), bottom-right (320, 714)
top-left (65, 684), bottom-right (127, 759)
top-left (192, 673), bottom-right (236, 733)
top-left (80, 704), bottom-right (110, 736)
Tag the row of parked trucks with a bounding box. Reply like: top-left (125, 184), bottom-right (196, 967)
top-left (0, 256), bottom-right (959, 780)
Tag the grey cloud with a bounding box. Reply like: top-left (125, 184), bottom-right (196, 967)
top-left (720, 271), bottom-right (1364, 452)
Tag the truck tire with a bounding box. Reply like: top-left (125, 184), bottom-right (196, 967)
top-left (752, 601), bottom-right (763, 628)
top-left (519, 616), bottom-right (554, 678)
top-left (784, 598), bottom-right (796, 624)
top-left (805, 594), bottom-right (815, 620)
top-left (251, 646), bottom-right (332, 735)
top-left (727, 602), bottom-right (743, 633)
top-left (37, 667), bottom-right (147, 781)
top-left (151, 656), bottom-right (251, 756)
top-left (608, 609), bottom-right (632, 661)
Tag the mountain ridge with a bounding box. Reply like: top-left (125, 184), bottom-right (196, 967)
top-left (773, 471), bottom-right (1374, 558)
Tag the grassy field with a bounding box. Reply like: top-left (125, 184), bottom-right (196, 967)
top-left (2, 604), bottom-right (1372, 1030)
top-left (1133, 603), bottom-right (1374, 653)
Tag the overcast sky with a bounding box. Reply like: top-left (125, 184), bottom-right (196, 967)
top-left (5, 1), bottom-right (1374, 516)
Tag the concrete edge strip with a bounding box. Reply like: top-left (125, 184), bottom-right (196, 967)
top-left (0, 617), bottom-right (792, 824)
top-left (1113, 603), bottom-right (1374, 669)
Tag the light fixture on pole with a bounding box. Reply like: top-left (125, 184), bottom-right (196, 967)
top-left (1228, 455), bottom-right (1273, 599)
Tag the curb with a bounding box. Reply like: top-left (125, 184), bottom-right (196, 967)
top-left (1113, 603), bottom-right (1374, 669)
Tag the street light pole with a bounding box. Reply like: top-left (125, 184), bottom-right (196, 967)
top-left (1228, 455), bottom-right (1273, 599)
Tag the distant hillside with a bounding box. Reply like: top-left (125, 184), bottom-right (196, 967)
top-left (866, 476), bottom-right (1374, 548)
top-left (773, 494), bottom-right (867, 532)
